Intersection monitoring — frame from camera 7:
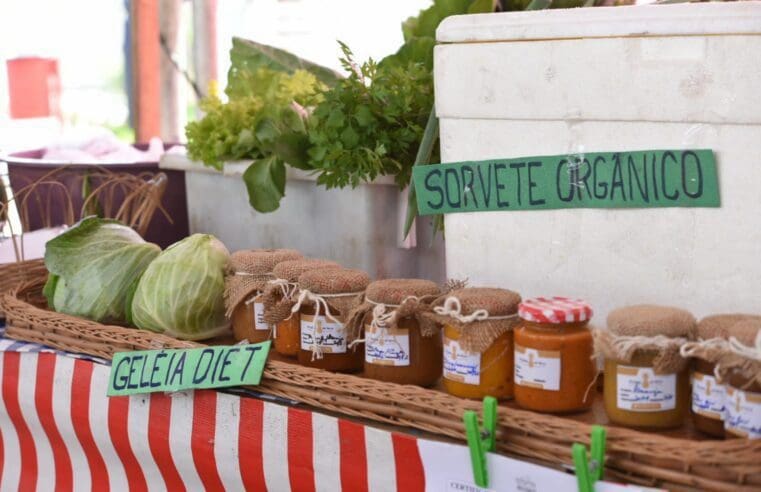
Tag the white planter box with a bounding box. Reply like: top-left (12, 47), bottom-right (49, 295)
top-left (160, 151), bottom-right (445, 281)
top-left (435, 3), bottom-right (761, 320)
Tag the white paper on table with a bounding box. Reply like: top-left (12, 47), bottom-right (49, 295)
top-left (417, 438), bottom-right (665, 492)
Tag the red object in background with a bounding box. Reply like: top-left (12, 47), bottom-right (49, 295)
top-left (6, 57), bottom-right (62, 120)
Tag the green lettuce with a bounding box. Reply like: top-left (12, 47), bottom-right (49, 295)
top-left (43, 217), bottom-right (160, 323)
top-left (129, 234), bottom-right (230, 340)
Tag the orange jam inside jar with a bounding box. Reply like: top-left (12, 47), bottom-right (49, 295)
top-left (362, 279), bottom-right (442, 387)
top-left (514, 297), bottom-right (595, 414)
top-left (691, 359), bottom-right (726, 437)
top-left (439, 287), bottom-right (521, 400)
top-left (601, 305), bottom-right (695, 430)
top-left (226, 249), bottom-right (302, 344)
top-left (231, 293), bottom-right (272, 344)
top-left (296, 268), bottom-right (369, 373)
top-left (603, 353), bottom-right (690, 429)
top-left (267, 259), bottom-right (339, 357)
top-left (443, 325), bottom-right (513, 399)
top-left (274, 315), bottom-right (301, 356)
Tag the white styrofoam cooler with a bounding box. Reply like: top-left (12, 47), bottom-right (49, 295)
top-left (435, 3), bottom-right (761, 321)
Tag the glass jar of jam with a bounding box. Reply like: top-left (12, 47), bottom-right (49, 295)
top-left (601, 305), bottom-right (695, 430)
top-left (361, 279), bottom-right (441, 387)
top-left (267, 259), bottom-right (340, 357)
top-left (683, 314), bottom-right (759, 437)
top-left (691, 358), bottom-right (725, 437)
top-left (296, 268), bottom-right (369, 372)
top-left (514, 297), bottom-right (595, 413)
top-left (726, 375), bottom-right (761, 440)
top-left (226, 249), bottom-right (302, 344)
top-left (723, 320), bottom-right (761, 439)
top-left (437, 287), bottom-right (521, 400)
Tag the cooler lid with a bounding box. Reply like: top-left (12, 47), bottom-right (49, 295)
top-left (437, 3), bottom-right (761, 43)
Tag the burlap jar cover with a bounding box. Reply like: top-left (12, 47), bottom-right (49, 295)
top-left (345, 278), bottom-right (441, 342)
top-left (594, 304), bottom-right (696, 374)
top-left (421, 287), bottom-right (522, 353)
top-left (260, 258), bottom-right (340, 325)
top-left (681, 316), bottom-right (761, 388)
top-left (291, 267), bottom-right (370, 359)
top-left (223, 249), bottom-right (302, 317)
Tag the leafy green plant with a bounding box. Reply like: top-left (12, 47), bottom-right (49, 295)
top-left (308, 0), bottom-right (493, 190)
top-left (307, 43), bottom-right (434, 189)
top-left (185, 40), bottom-right (339, 212)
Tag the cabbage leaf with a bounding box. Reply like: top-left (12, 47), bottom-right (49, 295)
top-left (129, 234), bottom-right (230, 340)
top-left (43, 217), bottom-right (161, 323)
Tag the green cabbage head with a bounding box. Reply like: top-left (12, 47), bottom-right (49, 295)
top-left (128, 234), bottom-right (230, 340)
top-left (43, 217), bottom-right (161, 323)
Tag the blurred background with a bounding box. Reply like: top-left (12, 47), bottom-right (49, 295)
top-left (0, 0), bottom-right (432, 151)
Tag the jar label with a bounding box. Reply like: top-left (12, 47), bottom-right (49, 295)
top-left (254, 302), bottom-right (270, 331)
top-left (725, 387), bottom-right (761, 439)
top-left (514, 344), bottom-right (561, 391)
top-left (443, 337), bottom-right (480, 385)
top-left (616, 366), bottom-right (676, 412)
top-left (691, 372), bottom-right (726, 420)
top-left (300, 314), bottom-right (346, 354)
top-left (365, 325), bottom-right (410, 366)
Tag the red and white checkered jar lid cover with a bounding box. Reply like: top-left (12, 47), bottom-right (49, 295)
top-left (518, 297), bottom-right (593, 324)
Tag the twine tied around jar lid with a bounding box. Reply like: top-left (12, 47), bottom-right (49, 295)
top-left (682, 319), bottom-right (761, 388)
top-left (594, 304), bottom-right (696, 374)
top-left (259, 259), bottom-right (340, 326)
top-left (421, 287), bottom-right (522, 354)
top-left (291, 267), bottom-right (369, 361)
top-left (223, 249), bottom-right (302, 317)
top-left (345, 278), bottom-right (441, 348)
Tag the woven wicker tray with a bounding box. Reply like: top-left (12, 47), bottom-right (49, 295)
top-left (0, 258), bottom-right (47, 318)
top-left (2, 277), bottom-right (759, 491)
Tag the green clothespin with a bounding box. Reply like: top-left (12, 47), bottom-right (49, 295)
top-left (573, 425), bottom-right (607, 492)
top-left (463, 396), bottom-right (497, 488)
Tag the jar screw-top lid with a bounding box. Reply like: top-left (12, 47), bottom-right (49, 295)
top-left (518, 296), bottom-right (593, 324)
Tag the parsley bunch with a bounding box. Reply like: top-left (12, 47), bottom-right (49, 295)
top-left (307, 43), bottom-right (434, 189)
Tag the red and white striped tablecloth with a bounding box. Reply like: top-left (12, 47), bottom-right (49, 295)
top-left (0, 351), bottom-right (429, 491)
top-left (0, 350), bottom-right (645, 491)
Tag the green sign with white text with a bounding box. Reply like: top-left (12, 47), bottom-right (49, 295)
top-left (412, 149), bottom-right (719, 215)
top-left (107, 342), bottom-right (270, 396)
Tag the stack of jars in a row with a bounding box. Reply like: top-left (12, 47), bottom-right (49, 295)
top-left (226, 249), bottom-right (761, 439)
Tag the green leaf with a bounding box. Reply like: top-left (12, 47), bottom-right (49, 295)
top-left (326, 109), bottom-right (345, 128)
top-left (341, 126), bottom-right (360, 147)
top-left (274, 132), bottom-right (312, 170)
top-left (404, 107), bottom-right (439, 238)
top-left (435, 0), bottom-right (472, 16)
top-left (468, 0), bottom-right (494, 13)
top-left (354, 105), bottom-right (374, 127)
top-left (255, 119), bottom-right (279, 144)
top-left (415, 7), bottom-right (445, 39)
top-left (43, 217), bottom-right (160, 323)
top-left (242, 156), bottom-right (286, 212)
top-left (227, 37), bottom-right (341, 98)
top-left (43, 274), bottom-right (59, 308)
top-left (383, 37), bottom-right (436, 71)
top-left (525, 0), bottom-right (552, 10)
top-left (401, 15), bottom-right (419, 42)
